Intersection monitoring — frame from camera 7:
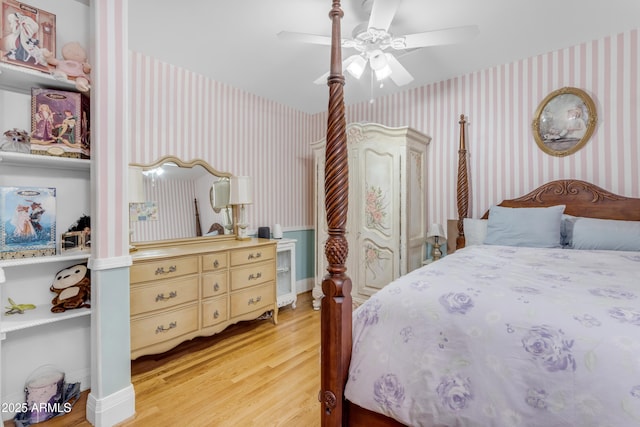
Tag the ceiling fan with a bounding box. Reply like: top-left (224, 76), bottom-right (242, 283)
top-left (278, 0), bottom-right (479, 87)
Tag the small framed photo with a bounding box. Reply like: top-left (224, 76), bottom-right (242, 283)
top-left (532, 87), bottom-right (597, 157)
top-left (60, 230), bottom-right (90, 253)
top-left (0, 0), bottom-right (55, 73)
top-left (61, 231), bottom-right (82, 252)
top-left (0, 186), bottom-right (56, 259)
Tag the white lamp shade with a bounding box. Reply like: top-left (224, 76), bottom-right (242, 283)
top-left (128, 166), bottom-right (145, 203)
top-left (346, 55), bottom-right (367, 79)
top-left (229, 176), bottom-right (252, 205)
top-left (426, 223), bottom-right (446, 244)
top-left (211, 179), bottom-right (230, 208)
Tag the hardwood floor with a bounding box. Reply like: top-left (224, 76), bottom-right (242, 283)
top-left (7, 292), bottom-right (320, 427)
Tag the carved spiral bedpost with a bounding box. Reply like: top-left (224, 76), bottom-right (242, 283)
top-left (320, 1), bottom-right (352, 426)
top-left (456, 114), bottom-right (469, 249)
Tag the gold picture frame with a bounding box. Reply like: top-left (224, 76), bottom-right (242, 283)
top-left (532, 87), bottom-right (597, 157)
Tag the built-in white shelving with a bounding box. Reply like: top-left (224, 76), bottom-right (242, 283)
top-left (0, 151), bottom-right (90, 170)
top-left (0, 252), bottom-right (90, 268)
top-left (1, 306), bottom-right (90, 334)
top-left (0, 61), bottom-right (76, 94)
top-left (0, 2), bottom-right (93, 421)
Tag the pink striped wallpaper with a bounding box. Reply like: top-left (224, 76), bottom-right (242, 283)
top-left (311, 28), bottom-right (640, 228)
top-left (93, 0), bottom-right (128, 258)
top-left (130, 28), bottom-right (639, 237)
top-left (129, 52), bottom-right (312, 234)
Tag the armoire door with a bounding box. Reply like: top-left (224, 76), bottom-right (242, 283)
top-left (353, 142), bottom-right (400, 299)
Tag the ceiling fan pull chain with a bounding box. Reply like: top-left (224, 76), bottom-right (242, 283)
top-left (369, 68), bottom-right (375, 104)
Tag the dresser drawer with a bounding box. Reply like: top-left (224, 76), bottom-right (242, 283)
top-left (230, 261), bottom-right (275, 291)
top-left (130, 276), bottom-right (199, 316)
top-left (230, 244), bottom-right (275, 267)
top-left (130, 256), bottom-right (199, 284)
top-left (131, 304), bottom-right (199, 351)
top-left (202, 295), bottom-right (228, 328)
top-left (202, 252), bottom-right (228, 272)
top-left (230, 282), bottom-right (275, 317)
top-left (202, 271), bottom-right (228, 298)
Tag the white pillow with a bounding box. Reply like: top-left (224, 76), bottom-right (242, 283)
top-left (571, 217), bottom-right (640, 251)
top-left (463, 218), bottom-right (488, 246)
top-left (483, 205), bottom-right (565, 248)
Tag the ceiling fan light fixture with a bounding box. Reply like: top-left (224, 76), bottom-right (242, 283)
top-left (346, 55), bottom-right (367, 79)
top-left (374, 64), bottom-right (392, 81)
top-left (369, 50), bottom-right (387, 71)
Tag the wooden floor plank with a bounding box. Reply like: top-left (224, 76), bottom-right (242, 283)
top-left (4, 292), bottom-right (320, 427)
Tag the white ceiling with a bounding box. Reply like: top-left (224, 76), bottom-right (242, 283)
top-left (128, 0), bottom-right (640, 115)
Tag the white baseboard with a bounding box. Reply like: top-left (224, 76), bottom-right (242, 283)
top-left (86, 384), bottom-right (135, 427)
top-left (296, 278), bottom-right (314, 294)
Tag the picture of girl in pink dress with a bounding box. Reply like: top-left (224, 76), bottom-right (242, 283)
top-left (32, 103), bottom-right (55, 141)
top-left (11, 204), bottom-right (37, 239)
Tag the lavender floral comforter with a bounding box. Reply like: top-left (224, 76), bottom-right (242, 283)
top-left (344, 245), bottom-right (640, 427)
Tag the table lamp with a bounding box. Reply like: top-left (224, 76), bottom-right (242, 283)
top-left (229, 176), bottom-right (252, 240)
top-left (211, 178), bottom-right (232, 234)
top-left (427, 223), bottom-right (446, 261)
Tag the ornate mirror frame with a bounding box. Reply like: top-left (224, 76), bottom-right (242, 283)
top-left (129, 156), bottom-right (237, 248)
top-left (532, 86), bottom-right (597, 157)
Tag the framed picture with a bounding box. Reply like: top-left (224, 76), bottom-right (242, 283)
top-left (0, 186), bottom-right (56, 259)
top-left (0, 0), bottom-right (55, 73)
top-left (532, 87), bottom-right (597, 157)
top-left (60, 230), bottom-right (90, 253)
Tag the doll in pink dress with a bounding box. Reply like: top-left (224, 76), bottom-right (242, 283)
top-left (33, 103), bottom-right (55, 141)
top-left (11, 204), bottom-right (36, 238)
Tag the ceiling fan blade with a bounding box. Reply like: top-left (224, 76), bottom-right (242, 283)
top-left (277, 31), bottom-right (331, 46)
top-left (393, 25), bottom-right (479, 49)
top-left (314, 55), bottom-right (363, 85)
top-left (314, 71), bottom-right (330, 85)
top-left (367, 0), bottom-right (400, 32)
top-left (385, 53), bottom-right (414, 86)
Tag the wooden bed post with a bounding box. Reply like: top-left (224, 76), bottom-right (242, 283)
top-left (320, 1), bottom-right (352, 426)
top-left (456, 114), bottom-right (469, 249)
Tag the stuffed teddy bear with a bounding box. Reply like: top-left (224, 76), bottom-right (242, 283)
top-left (0, 128), bottom-right (31, 153)
top-left (43, 42), bottom-right (91, 92)
top-left (50, 263), bottom-right (91, 313)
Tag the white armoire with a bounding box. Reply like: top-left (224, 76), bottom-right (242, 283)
top-left (312, 123), bottom-right (431, 308)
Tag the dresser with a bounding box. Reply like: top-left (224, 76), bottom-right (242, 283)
top-left (312, 123), bottom-right (431, 307)
top-left (130, 237), bottom-right (277, 359)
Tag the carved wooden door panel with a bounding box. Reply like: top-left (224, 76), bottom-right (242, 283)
top-left (354, 142), bottom-right (400, 299)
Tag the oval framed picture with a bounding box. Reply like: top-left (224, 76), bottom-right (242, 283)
top-left (532, 87), bottom-right (597, 157)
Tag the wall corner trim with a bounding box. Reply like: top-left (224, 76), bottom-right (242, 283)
top-left (88, 255), bottom-right (133, 271)
top-left (86, 384), bottom-right (135, 426)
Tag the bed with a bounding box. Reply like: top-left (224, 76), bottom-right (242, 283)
top-left (318, 2), bottom-right (640, 426)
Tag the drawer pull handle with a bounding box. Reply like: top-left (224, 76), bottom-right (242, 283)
top-left (213, 283), bottom-right (220, 292)
top-left (248, 272), bottom-right (262, 281)
top-left (156, 321), bottom-right (177, 333)
top-left (248, 252), bottom-right (262, 260)
top-left (155, 265), bottom-right (177, 275)
top-left (155, 291), bottom-right (177, 302)
top-left (213, 260), bottom-right (219, 268)
top-left (248, 296), bottom-right (262, 305)
top-left (213, 310), bottom-right (219, 319)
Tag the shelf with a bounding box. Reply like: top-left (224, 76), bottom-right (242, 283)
top-left (1, 305), bottom-right (90, 335)
top-left (0, 61), bottom-right (77, 94)
top-left (0, 252), bottom-right (90, 268)
top-left (0, 151), bottom-right (90, 171)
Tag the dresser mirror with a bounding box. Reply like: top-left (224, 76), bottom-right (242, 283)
top-left (129, 156), bottom-right (236, 244)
